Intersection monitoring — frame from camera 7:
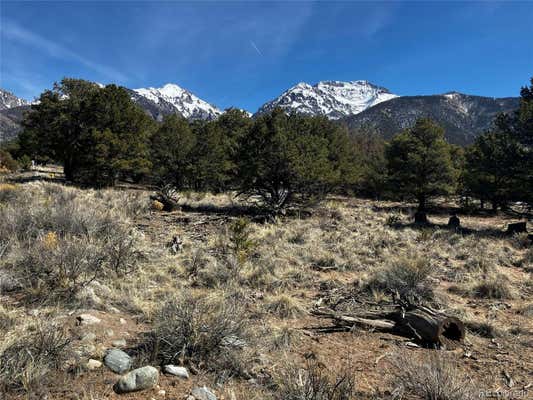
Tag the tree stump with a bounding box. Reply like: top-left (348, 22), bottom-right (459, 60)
top-left (391, 308), bottom-right (465, 348)
top-left (414, 211), bottom-right (428, 224)
top-left (448, 214), bottom-right (460, 229)
top-left (507, 222), bottom-right (527, 234)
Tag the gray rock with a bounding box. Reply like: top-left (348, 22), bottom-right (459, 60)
top-left (163, 365), bottom-right (189, 379)
top-left (113, 366), bottom-right (159, 393)
top-left (111, 338), bottom-right (127, 348)
top-left (104, 349), bottom-right (132, 374)
top-left (191, 386), bottom-right (217, 400)
top-left (80, 332), bottom-right (97, 342)
top-left (0, 270), bottom-right (19, 293)
top-left (221, 335), bottom-right (246, 348)
top-left (77, 313), bottom-right (101, 325)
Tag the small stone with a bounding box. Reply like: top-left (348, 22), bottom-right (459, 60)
top-left (104, 349), bottom-right (132, 374)
top-left (81, 332), bottom-right (97, 342)
top-left (105, 329), bottom-right (114, 337)
top-left (86, 359), bottom-right (102, 370)
top-left (112, 338), bottom-right (127, 347)
top-left (113, 366), bottom-right (159, 393)
top-left (77, 314), bottom-right (101, 325)
top-left (80, 343), bottom-right (96, 356)
top-left (191, 386), bottom-right (217, 400)
top-left (119, 318), bottom-right (127, 325)
top-left (163, 365), bottom-right (189, 379)
top-left (158, 389), bottom-right (166, 396)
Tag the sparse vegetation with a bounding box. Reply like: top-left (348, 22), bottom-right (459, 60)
top-left (145, 291), bottom-right (251, 374)
top-left (272, 359), bottom-right (357, 400)
top-left (390, 351), bottom-right (475, 400)
top-left (0, 322), bottom-right (73, 394)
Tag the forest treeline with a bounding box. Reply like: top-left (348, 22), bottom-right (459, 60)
top-left (1, 77), bottom-right (532, 217)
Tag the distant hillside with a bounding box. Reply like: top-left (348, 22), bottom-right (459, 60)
top-left (0, 105), bottom-right (30, 142)
top-left (341, 92), bottom-right (519, 145)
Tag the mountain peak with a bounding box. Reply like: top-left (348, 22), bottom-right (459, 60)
top-left (256, 80), bottom-right (398, 119)
top-left (0, 88), bottom-right (29, 110)
top-left (132, 83), bottom-right (221, 120)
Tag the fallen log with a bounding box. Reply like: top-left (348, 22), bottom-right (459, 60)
top-left (392, 308), bottom-right (464, 349)
top-left (311, 306), bottom-right (464, 349)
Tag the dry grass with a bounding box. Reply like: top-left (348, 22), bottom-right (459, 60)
top-left (272, 359), bottom-right (357, 400)
top-left (390, 350), bottom-right (475, 400)
top-left (0, 182), bottom-right (149, 303)
top-left (144, 290), bottom-right (252, 376)
top-left (0, 184), bottom-right (530, 399)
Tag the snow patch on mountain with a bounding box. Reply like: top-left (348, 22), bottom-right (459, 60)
top-left (133, 83), bottom-right (221, 120)
top-left (256, 80), bottom-right (398, 119)
top-left (0, 89), bottom-right (28, 110)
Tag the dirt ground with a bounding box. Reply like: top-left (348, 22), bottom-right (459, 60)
top-left (1, 177), bottom-right (532, 400)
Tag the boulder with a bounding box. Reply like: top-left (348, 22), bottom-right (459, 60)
top-left (191, 386), bottom-right (217, 400)
top-left (113, 366), bottom-right (159, 393)
top-left (163, 365), bottom-right (189, 379)
top-left (104, 349), bottom-right (132, 374)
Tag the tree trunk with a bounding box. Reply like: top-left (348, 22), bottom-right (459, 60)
top-left (390, 308), bottom-right (465, 349)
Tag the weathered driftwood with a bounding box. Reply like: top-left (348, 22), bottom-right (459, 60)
top-left (311, 306), bottom-right (464, 348)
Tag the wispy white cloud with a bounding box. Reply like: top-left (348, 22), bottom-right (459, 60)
top-left (1, 20), bottom-right (127, 82)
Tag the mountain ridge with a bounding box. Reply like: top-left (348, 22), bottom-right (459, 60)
top-left (341, 92), bottom-right (519, 145)
top-left (255, 80), bottom-right (398, 119)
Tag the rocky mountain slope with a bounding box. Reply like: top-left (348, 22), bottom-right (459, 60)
top-left (0, 89), bottom-right (30, 142)
top-left (129, 83), bottom-right (222, 121)
top-left (341, 92), bottom-right (519, 145)
top-left (256, 80), bottom-right (398, 119)
top-left (0, 88), bottom-right (28, 110)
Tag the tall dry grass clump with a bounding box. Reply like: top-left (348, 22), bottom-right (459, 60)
top-left (0, 182), bottom-right (148, 302)
top-left (145, 290), bottom-right (251, 375)
top-left (366, 253), bottom-right (434, 303)
top-left (272, 359), bottom-right (357, 400)
top-left (390, 350), bottom-right (475, 400)
top-left (0, 322), bottom-right (73, 394)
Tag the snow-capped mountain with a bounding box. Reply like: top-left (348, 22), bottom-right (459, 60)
top-left (130, 83), bottom-right (222, 121)
top-left (0, 89), bottom-right (28, 110)
top-left (256, 80), bottom-right (398, 119)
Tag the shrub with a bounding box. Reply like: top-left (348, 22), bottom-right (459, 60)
top-left (0, 183), bottom-right (145, 301)
top-left (13, 236), bottom-right (106, 301)
top-left (472, 274), bottom-right (514, 299)
top-left (367, 255), bottom-right (434, 303)
top-left (228, 217), bottom-right (255, 264)
top-left (390, 351), bottom-right (475, 400)
top-left (0, 322), bottom-right (73, 394)
top-left (0, 150), bottom-right (19, 172)
top-left (146, 291), bottom-right (250, 374)
top-left (272, 359), bottom-right (356, 400)
top-left (265, 294), bottom-right (305, 318)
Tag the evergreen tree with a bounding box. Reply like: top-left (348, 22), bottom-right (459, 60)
top-left (236, 108), bottom-right (356, 214)
top-left (190, 108), bottom-right (252, 192)
top-left (386, 118), bottom-right (455, 220)
top-left (151, 114), bottom-right (196, 190)
top-left (463, 77), bottom-right (532, 212)
top-left (18, 79), bottom-right (154, 186)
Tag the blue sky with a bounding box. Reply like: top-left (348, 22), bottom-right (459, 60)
top-left (1, 1), bottom-right (532, 112)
